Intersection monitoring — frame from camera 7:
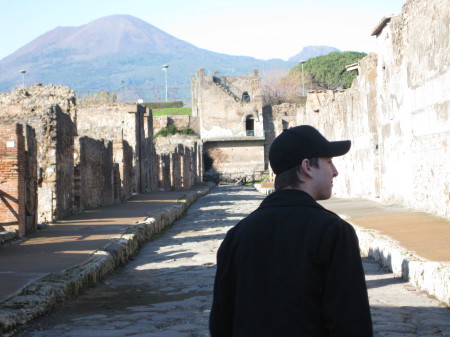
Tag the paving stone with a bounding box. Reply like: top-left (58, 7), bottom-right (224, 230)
top-left (14, 186), bottom-right (449, 337)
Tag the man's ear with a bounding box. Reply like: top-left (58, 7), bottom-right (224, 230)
top-left (299, 159), bottom-right (314, 178)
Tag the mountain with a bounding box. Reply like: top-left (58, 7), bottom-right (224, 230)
top-left (288, 46), bottom-right (340, 64)
top-left (0, 15), bottom-right (336, 93)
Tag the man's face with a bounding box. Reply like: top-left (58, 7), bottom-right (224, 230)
top-left (311, 157), bottom-right (339, 200)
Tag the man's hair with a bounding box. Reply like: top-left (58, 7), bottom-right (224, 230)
top-left (274, 157), bottom-right (319, 190)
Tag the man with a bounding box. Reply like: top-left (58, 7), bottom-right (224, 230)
top-left (210, 125), bottom-right (373, 337)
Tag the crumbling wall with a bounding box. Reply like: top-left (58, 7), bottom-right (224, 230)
top-left (0, 123), bottom-right (25, 235)
top-left (76, 103), bottom-right (158, 203)
top-left (182, 146), bottom-right (194, 188)
top-left (55, 107), bottom-right (76, 219)
top-left (138, 105), bottom-right (158, 193)
top-left (0, 85), bottom-right (203, 234)
top-left (23, 125), bottom-right (38, 234)
top-left (153, 115), bottom-right (199, 135)
top-left (121, 141), bottom-right (135, 199)
top-left (170, 147), bottom-right (183, 190)
top-left (373, 0), bottom-right (450, 217)
top-left (263, 103), bottom-right (300, 167)
top-left (271, 103), bottom-right (299, 134)
top-left (192, 69), bottom-right (266, 176)
top-left (301, 54), bottom-right (380, 200)
top-left (301, 0), bottom-right (450, 218)
top-left (78, 137), bottom-right (113, 209)
top-left (203, 140), bottom-right (266, 177)
top-left (158, 154), bottom-right (171, 191)
top-left (154, 135), bottom-right (202, 191)
top-left (0, 85), bottom-right (76, 224)
top-left (192, 69), bottom-right (264, 139)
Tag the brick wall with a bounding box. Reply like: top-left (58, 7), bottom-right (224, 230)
top-left (0, 85), bottom-right (76, 224)
top-left (0, 123), bottom-right (25, 235)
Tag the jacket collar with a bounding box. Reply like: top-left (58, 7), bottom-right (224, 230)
top-left (257, 189), bottom-right (327, 212)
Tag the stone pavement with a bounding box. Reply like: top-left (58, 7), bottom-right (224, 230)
top-left (1, 183), bottom-right (449, 336)
top-left (12, 185), bottom-right (450, 337)
top-left (0, 183), bottom-right (213, 336)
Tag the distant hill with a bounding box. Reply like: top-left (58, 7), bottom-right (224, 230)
top-left (0, 15), bottom-right (337, 93)
top-left (288, 46), bottom-right (340, 64)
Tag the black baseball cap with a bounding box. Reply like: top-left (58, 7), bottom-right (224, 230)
top-left (269, 125), bottom-right (351, 174)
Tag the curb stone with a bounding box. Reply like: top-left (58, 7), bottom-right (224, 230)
top-left (0, 185), bottom-right (213, 337)
top-left (254, 184), bottom-right (450, 307)
top-left (353, 226), bottom-right (449, 306)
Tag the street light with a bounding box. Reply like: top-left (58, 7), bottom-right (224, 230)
top-left (20, 70), bottom-right (26, 89)
top-left (162, 64), bottom-right (169, 102)
top-left (299, 61), bottom-right (306, 96)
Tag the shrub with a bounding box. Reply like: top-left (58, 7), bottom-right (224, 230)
top-left (179, 127), bottom-right (195, 135)
top-left (155, 125), bottom-right (197, 137)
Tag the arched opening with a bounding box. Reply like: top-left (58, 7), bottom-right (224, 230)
top-left (242, 91), bottom-right (250, 102)
top-left (246, 115), bottom-right (254, 136)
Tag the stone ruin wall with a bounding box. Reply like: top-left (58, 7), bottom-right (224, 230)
top-left (0, 122), bottom-right (39, 236)
top-left (299, 0), bottom-right (450, 218)
top-left (153, 115), bottom-right (199, 135)
top-left (262, 103), bottom-right (300, 166)
top-left (203, 141), bottom-right (266, 178)
top-left (0, 123), bottom-right (26, 235)
top-left (76, 103), bottom-right (158, 204)
top-left (299, 54), bottom-right (380, 201)
top-left (77, 137), bottom-right (114, 209)
top-left (374, 0), bottom-right (450, 218)
top-left (154, 135), bottom-right (203, 191)
top-left (192, 69), bottom-right (266, 177)
top-left (192, 69), bottom-right (264, 139)
top-left (0, 85), bottom-right (203, 237)
top-left (0, 85), bottom-right (76, 226)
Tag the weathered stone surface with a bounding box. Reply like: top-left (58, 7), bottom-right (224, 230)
top-left (154, 135), bottom-right (202, 191)
top-left (153, 115), bottom-right (199, 135)
top-left (12, 186), bottom-right (450, 337)
top-left (355, 226), bottom-right (450, 305)
top-left (0, 186), bottom-right (212, 337)
top-left (192, 69), bottom-right (266, 177)
top-left (299, 0), bottom-right (450, 219)
top-left (0, 85), bottom-right (76, 226)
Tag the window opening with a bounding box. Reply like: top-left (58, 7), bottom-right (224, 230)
top-left (246, 115), bottom-right (254, 136)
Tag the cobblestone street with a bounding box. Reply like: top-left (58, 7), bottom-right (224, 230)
top-left (15, 186), bottom-right (449, 337)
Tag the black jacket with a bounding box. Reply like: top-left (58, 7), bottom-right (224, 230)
top-left (210, 189), bottom-right (373, 337)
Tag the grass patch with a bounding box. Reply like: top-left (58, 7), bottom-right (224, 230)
top-left (153, 107), bottom-right (192, 116)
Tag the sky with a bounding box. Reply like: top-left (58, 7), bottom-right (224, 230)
top-left (0, 0), bottom-right (406, 61)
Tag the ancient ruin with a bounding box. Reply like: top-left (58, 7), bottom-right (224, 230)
top-left (191, 69), bottom-right (266, 180)
top-left (295, 0), bottom-right (449, 219)
top-left (0, 86), bottom-right (202, 238)
top-left (1, 0), bottom-right (449, 242)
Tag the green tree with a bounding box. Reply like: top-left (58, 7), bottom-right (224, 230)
top-left (292, 51), bottom-right (367, 90)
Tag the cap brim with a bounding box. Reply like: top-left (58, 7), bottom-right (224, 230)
top-left (327, 140), bottom-right (351, 157)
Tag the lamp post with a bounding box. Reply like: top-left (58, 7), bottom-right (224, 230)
top-left (162, 64), bottom-right (169, 102)
top-left (20, 70), bottom-right (26, 89)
